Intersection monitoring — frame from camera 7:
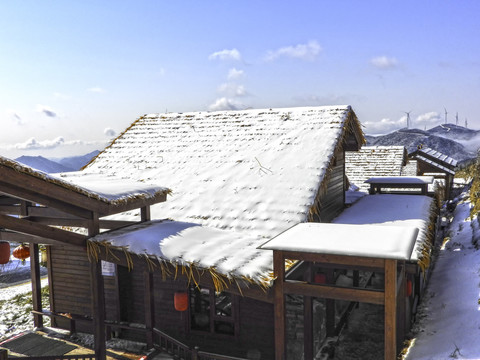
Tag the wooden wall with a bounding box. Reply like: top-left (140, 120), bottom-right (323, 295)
top-left (48, 246), bottom-right (93, 333)
top-left (318, 147), bottom-right (346, 223)
top-left (49, 248), bottom-right (275, 358)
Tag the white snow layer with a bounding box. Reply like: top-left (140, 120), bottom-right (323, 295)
top-left (333, 194), bottom-right (435, 262)
top-left (260, 223), bottom-right (419, 260)
top-left (84, 106), bottom-right (355, 238)
top-left (0, 156), bottom-right (168, 204)
top-left (90, 220), bottom-right (273, 283)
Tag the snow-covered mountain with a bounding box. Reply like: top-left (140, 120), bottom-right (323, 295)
top-left (15, 150), bottom-right (100, 173)
top-left (50, 150), bottom-right (100, 171)
top-left (366, 124), bottom-right (480, 164)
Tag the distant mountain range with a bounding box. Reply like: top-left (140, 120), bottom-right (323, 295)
top-left (366, 124), bottom-right (480, 164)
top-left (12, 123), bottom-right (480, 173)
top-left (15, 150), bottom-right (100, 173)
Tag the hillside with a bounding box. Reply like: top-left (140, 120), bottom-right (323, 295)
top-left (366, 124), bottom-right (479, 164)
top-left (14, 156), bottom-right (74, 173)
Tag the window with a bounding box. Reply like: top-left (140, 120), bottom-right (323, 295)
top-left (189, 285), bottom-right (236, 336)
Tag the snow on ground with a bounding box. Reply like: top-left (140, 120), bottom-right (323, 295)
top-left (405, 188), bottom-right (480, 359)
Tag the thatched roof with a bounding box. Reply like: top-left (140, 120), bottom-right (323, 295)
top-left (0, 156), bottom-right (169, 206)
top-left (85, 105), bottom-right (364, 239)
top-left (346, 146), bottom-right (408, 192)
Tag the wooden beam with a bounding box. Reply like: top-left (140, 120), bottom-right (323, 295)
top-left (384, 259), bottom-right (397, 360)
top-left (283, 281), bottom-right (385, 305)
top-left (0, 230), bottom-right (62, 246)
top-left (0, 180), bottom-right (93, 219)
top-left (283, 250), bottom-right (385, 269)
top-left (0, 214), bottom-right (86, 247)
top-left (273, 251), bottom-right (286, 360)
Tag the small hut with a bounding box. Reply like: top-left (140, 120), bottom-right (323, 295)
top-left (409, 147), bottom-right (458, 199)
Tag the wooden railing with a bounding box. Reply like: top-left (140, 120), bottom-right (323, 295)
top-left (152, 328), bottom-right (247, 360)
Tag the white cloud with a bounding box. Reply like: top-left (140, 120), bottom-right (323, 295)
top-left (36, 104), bottom-right (57, 118)
top-left (53, 92), bottom-right (71, 100)
top-left (415, 112), bottom-right (442, 128)
top-left (6, 110), bottom-right (24, 125)
top-left (13, 137), bottom-right (104, 151)
top-left (363, 117), bottom-right (407, 135)
top-left (265, 40), bottom-right (322, 62)
top-left (370, 56), bottom-right (399, 70)
top-left (104, 128), bottom-right (116, 137)
top-left (208, 48), bottom-right (242, 61)
top-left (15, 137), bottom-right (65, 150)
top-left (218, 83), bottom-right (247, 97)
top-left (209, 97), bottom-right (242, 111)
top-left (87, 87), bottom-right (106, 93)
top-left (227, 68), bottom-right (244, 80)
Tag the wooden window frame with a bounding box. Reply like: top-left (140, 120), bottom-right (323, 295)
top-left (188, 285), bottom-right (239, 338)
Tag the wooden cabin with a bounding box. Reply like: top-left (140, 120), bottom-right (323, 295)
top-left (0, 106), bottom-right (368, 359)
top-left (345, 146), bottom-right (409, 194)
top-left (409, 147), bottom-right (458, 200)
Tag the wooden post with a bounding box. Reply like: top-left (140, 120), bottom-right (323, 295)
top-left (30, 242), bottom-right (43, 328)
top-left (397, 262), bottom-right (406, 352)
top-left (325, 269), bottom-right (335, 337)
top-left (304, 263), bottom-right (313, 360)
top-left (141, 206), bottom-right (151, 222)
top-left (91, 260), bottom-right (106, 360)
top-left (144, 269), bottom-right (154, 348)
top-left (88, 212), bottom-right (106, 360)
top-left (384, 259), bottom-right (397, 360)
top-left (0, 349), bottom-right (7, 360)
top-left (273, 251), bottom-right (286, 360)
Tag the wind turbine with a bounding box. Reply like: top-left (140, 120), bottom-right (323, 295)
top-left (444, 107), bottom-right (448, 124)
top-left (404, 110), bottom-right (412, 129)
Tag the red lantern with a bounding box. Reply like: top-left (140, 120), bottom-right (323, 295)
top-left (314, 273), bottom-right (326, 284)
top-left (0, 241), bottom-right (10, 265)
top-left (406, 279), bottom-right (413, 297)
top-left (13, 244), bottom-right (30, 263)
top-left (174, 292), bottom-right (189, 311)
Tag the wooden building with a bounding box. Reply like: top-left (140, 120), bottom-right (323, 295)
top-left (409, 147), bottom-right (458, 200)
top-left (0, 106), bottom-right (369, 359)
top-left (345, 146), bottom-right (409, 194)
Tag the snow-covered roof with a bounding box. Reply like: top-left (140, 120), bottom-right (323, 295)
top-left (401, 160), bottom-right (418, 176)
top-left (85, 105), bottom-right (363, 238)
top-left (364, 176), bottom-right (434, 185)
top-left (332, 194), bottom-right (436, 265)
top-left (346, 146), bottom-right (408, 192)
top-left (259, 223), bottom-right (419, 261)
top-left (410, 147), bottom-right (458, 175)
top-left (89, 220), bottom-right (273, 289)
top-left (0, 156), bottom-right (169, 205)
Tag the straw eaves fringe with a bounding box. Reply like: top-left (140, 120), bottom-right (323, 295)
top-left (86, 239), bottom-right (280, 293)
top-left (416, 199), bottom-right (439, 274)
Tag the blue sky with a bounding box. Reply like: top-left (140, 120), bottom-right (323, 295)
top-left (1, 1), bottom-right (479, 158)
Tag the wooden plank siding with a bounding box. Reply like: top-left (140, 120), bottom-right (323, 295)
top-left (50, 245), bottom-right (275, 358)
top-left (49, 246), bottom-right (93, 333)
top-left (318, 148), bottom-right (346, 223)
